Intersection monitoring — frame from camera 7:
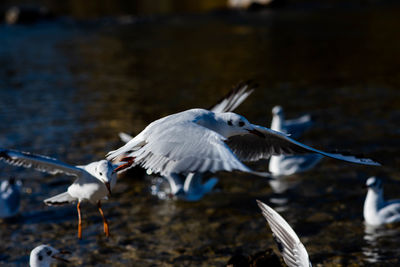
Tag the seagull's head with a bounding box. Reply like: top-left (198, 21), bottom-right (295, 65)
top-left (272, 105), bottom-right (284, 116)
top-left (365, 176), bottom-right (383, 192)
top-left (92, 160), bottom-right (117, 196)
top-left (216, 112), bottom-right (265, 138)
top-left (29, 244), bottom-right (70, 267)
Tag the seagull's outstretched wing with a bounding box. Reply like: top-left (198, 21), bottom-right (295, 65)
top-left (119, 132), bottom-right (133, 143)
top-left (209, 81), bottom-right (256, 113)
top-left (119, 122), bottom-right (270, 177)
top-left (257, 200), bottom-right (311, 267)
top-left (0, 148), bottom-right (83, 177)
top-left (226, 125), bottom-right (380, 166)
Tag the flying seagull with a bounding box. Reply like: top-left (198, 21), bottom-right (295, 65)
top-left (116, 81), bottom-right (257, 198)
top-left (107, 108), bottom-right (380, 188)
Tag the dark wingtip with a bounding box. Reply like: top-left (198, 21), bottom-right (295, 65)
top-left (0, 150), bottom-right (11, 160)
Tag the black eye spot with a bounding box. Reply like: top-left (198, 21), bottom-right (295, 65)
top-left (227, 120), bottom-right (233, 126)
top-left (99, 172), bottom-right (103, 176)
top-left (38, 255), bottom-right (43, 261)
top-left (47, 251), bottom-right (52, 256)
top-left (238, 121), bottom-right (245, 127)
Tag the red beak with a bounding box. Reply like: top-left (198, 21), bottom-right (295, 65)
top-left (105, 182), bottom-right (112, 197)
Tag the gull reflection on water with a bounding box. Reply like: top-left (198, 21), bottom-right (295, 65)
top-left (267, 176), bottom-right (300, 213)
top-left (268, 175), bottom-right (301, 194)
top-left (363, 223), bottom-right (400, 263)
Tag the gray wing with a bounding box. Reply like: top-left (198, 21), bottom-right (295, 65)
top-left (128, 122), bottom-right (270, 177)
top-left (0, 148), bottom-right (83, 177)
top-left (209, 81), bottom-right (256, 113)
top-left (226, 125), bottom-right (380, 166)
top-left (257, 200), bottom-right (311, 267)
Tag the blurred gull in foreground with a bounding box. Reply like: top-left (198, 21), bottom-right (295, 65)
top-left (117, 81), bottom-right (256, 200)
top-left (30, 244), bottom-right (70, 267)
top-left (269, 106), bottom-right (322, 177)
top-left (108, 95), bottom-right (379, 197)
top-left (364, 176), bottom-right (400, 226)
top-left (257, 200), bottom-right (311, 267)
top-left (0, 148), bottom-right (117, 239)
top-left (0, 177), bottom-right (22, 218)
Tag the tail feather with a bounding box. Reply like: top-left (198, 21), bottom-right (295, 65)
top-left (44, 192), bottom-right (76, 206)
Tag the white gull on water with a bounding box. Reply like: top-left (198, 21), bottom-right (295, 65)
top-left (0, 177), bottom-right (22, 218)
top-left (270, 105), bottom-right (313, 139)
top-left (117, 81), bottom-right (256, 199)
top-left (30, 244), bottom-right (70, 267)
top-left (364, 176), bottom-right (400, 226)
top-left (107, 107), bottom-right (380, 194)
top-left (257, 200), bottom-right (311, 267)
top-left (0, 148), bottom-right (117, 239)
top-left (269, 105), bottom-right (322, 177)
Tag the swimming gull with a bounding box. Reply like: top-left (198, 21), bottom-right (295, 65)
top-left (364, 176), bottom-right (400, 226)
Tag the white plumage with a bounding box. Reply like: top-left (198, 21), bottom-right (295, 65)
top-left (0, 148), bottom-right (117, 239)
top-left (364, 176), bottom-right (400, 226)
top-left (29, 244), bottom-right (69, 267)
top-left (116, 81), bottom-right (255, 197)
top-left (269, 105), bottom-right (322, 177)
top-left (108, 108), bottom-right (379, 179)
top-left (257, 200), bottom-right (311, 267)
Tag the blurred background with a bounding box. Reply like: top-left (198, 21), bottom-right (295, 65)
top-left (0, 0), bottom-right (399, 266)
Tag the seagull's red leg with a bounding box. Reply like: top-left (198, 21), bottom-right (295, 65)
top-left (97, 201), bottom-right (109, 237)
top-left (77, 201), bottom-right (82, 239)
top-left (113, 157), bottom-right (135, 173)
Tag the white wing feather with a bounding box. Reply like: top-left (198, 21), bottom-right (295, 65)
top-left (0, 148), bottom-right (83, 177)
top-left (257, 200), bottom-right (311, 267)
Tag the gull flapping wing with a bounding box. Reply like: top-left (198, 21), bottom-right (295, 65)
top-left (120, 121), bottom-right (270, 178)
top-left (257, 200), bottom-right (311, 267)
top-left (209, 81), bottom-right (256, 113)
top-left (0, 148), bottom-right (83, 177)
top-left (226, 125), bottom-right (380, 166)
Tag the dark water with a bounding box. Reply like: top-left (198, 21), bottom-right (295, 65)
top-left (1, 2), bottom-right (400, 266)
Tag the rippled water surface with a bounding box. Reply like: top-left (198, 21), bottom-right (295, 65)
top-left (1, 2), bottom-right (400, 266)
